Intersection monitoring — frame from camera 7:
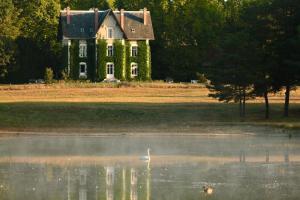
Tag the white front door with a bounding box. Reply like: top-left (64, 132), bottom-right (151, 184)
top-left (106, 63), bottom-right (114, 79)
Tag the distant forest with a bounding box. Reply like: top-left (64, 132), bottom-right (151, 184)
top-left (0, 0), bottom-right (300, 116)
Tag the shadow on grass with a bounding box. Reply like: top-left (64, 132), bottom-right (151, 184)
top-left (0, 102), bottom-right (299, 132)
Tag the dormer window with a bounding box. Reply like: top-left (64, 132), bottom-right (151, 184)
top-left (79, 40), bottom-right (87, 58)
top-left (107, 27), bottom-right (113, 39)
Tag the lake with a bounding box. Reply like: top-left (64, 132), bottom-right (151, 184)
top-left (0, 134), bottom-right (299, 200)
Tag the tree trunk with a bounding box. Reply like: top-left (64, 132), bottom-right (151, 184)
top-left (239, 87), bottom-right (243, 118)
top-left (242, 87), bottom-right (246, 118)
top-left (264, 91), bottom-right (269, 119)
top-left (284, 84), bottom-right (290, 117)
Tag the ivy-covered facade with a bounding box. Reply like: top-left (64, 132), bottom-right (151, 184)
top-left (59, 8), bottom-right (154, 81)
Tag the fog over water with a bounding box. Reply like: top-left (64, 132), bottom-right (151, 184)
top-left (0, 134), bottom-right (299, 199)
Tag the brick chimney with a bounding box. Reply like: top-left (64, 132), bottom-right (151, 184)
top-left (120, 9), bottom-right (125, 30)
top-left (66, 7), bottom-right (71, 24)
top-left (143, 7), bottom-right (147, 25)
top-left (94, 8), bottom-right (99, 32)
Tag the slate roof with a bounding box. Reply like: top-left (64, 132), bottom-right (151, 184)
top-left (59, 9), bottom-right (154, 40)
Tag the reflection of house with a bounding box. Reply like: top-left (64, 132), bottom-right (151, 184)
top-left (131, 168), bottom-right (137, 185)
top-left (131, 168), bottom-right (138, 200)
top-left (18, 164), bottom-right (151, 200)
top-left (106, 167), bottom-right (115, 200)
top-left (106, 167), bottom-right (115, 186)
top-left (79, 169), bottom-right (87, 200)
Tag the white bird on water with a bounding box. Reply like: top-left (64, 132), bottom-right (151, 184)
top-left (140, 148), bottom-right (151, 161)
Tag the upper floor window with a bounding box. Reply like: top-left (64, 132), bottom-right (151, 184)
top-left (79, 40), bottom-right (87, 58)
top-left (107, 45), bottom-right (114, 57)
top-left (131, 46), bottom-right (138, 57)
top-left (107, 27), bottom-right (113, 39)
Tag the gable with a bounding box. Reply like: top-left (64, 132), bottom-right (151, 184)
top-left (97, 12), bottom-right (125, 40)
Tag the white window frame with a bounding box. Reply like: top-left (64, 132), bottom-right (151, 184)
top-left (131, 45), bottom-right (138, 57)
top-left (79, 62), bottom-right (87, 78)
top-left (107, 27), bottom-right (113, 39)
top-left (131, 63), bottom-right (138, 78)
top-left (107, 45), bottom-right (114, 57)
top-left (106, 62), bottom-right (114, 76)
top-left (79, 40), bottom-right (87, 58)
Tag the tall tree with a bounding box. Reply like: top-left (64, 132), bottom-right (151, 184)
top-left (11, 0), bottom-right (62, 82)
top-left (204, 0), bottom-right (259, 118)
top-left (240, 0), bottom-right (276, 119)
top-left (0, 0), bottom-right (20, 81)
top-left (269, 0), bottom-right (300, 117)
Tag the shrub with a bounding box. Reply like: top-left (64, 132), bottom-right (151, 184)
top-left (61, 70), bottom-right (69, 81)
top-left (44, 67), bottom-right (54, 84)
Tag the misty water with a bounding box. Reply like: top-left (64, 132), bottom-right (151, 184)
top-left (0, 133), bottom-right (300, 200)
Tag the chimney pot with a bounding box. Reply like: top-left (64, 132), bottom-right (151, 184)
top-left (143, 7), bottom-right (147, 25)
top-left (66, 7), bottom-right (71, 24)
top-left (120, 9), bottom-right (125, 30)
top-left (94, 8), bottom-right (99, 32)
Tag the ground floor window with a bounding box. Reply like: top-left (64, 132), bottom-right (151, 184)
top-left (131, 63), bottom-right (138, 77)
top-left (79, 62), bottom-right (87, 78)
top-left (106, 63), bottom-right (114, 79)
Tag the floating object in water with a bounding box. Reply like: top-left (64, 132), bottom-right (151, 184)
top-left (203, 186), bottom-right (213, 195)
top-left (140, 148), bottom-right (151, 161)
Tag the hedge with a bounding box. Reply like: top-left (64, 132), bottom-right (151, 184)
top-left (97, 39), bottom-right (107, 81)
top-left (113, 40), bottom-right (125, 80)
top-left (70, 40), bottom-right (79, 80)
top-left (137, 41), bottom-right (149, 81)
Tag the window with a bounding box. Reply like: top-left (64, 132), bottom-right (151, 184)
top-left (79, 62), bottom-right (87, 77)
top-left (80, 28), bottom-right (84, 33)
top-left (131, 46), bottom-right (138, 57)
top-left (79, 189), bottom-right (87, 200)
top-left (79, 40), bottom-right (87, 58)
top-left (131, 63), bottom-right (138, 77)
top-left (107, 45), bottom-right (114, 57)
top-left (106, 63), bottom-right (114, 75)
top-left (107, 27), bottom-right (113, 39)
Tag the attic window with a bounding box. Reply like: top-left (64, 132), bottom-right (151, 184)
top-left (107, 27), bottom-right (113, 39)
top-left (131, 28), bottom-right (136, 33)
top-left (80, 28), bottom-right (84, 33)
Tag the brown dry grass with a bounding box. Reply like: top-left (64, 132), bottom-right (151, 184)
top-left (0, 83), bottom-right (299, 103)
top-left (0, 82), bottom-right (299, 133)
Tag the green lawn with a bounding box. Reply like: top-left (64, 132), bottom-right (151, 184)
top-left (0, 102), bottom-right (299, 134)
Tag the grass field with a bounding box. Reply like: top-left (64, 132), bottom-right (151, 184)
top-left (0, 82), bottom-right (299, 134)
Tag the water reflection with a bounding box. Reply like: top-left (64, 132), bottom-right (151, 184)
top-left (0, 135), bottom-right (299, 200)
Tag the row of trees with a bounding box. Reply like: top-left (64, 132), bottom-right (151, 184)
top-left (205, 0), bottom-right (300, 118)
top-left (115, 0), bottom-right (300, 118)
top-left (0, 0), bottom-right (299, 117)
